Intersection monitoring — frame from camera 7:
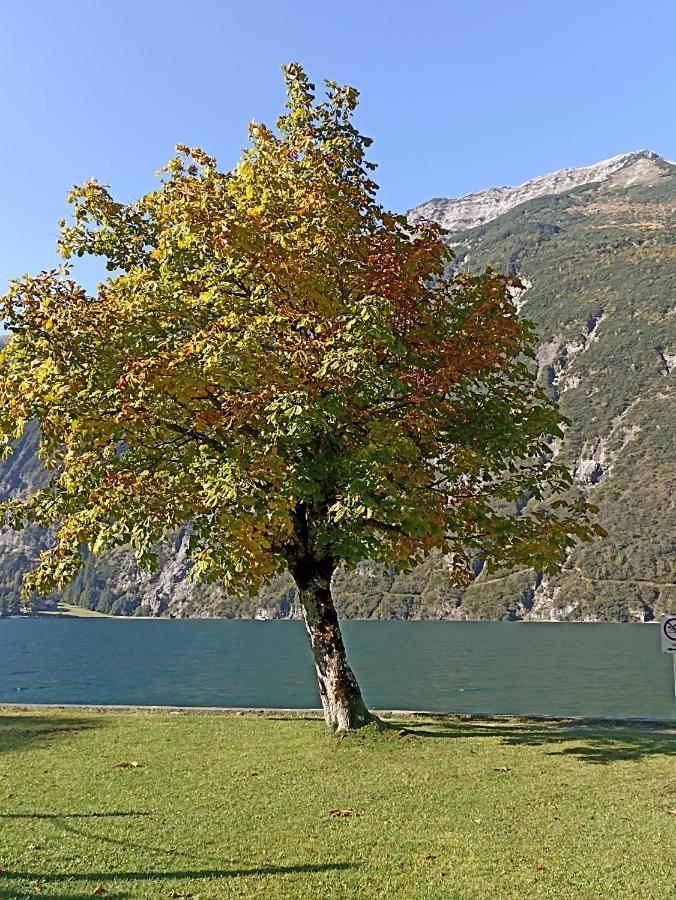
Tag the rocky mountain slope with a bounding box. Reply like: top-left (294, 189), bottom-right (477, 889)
top-left (409, 150), bottom-right (670, 232)
top-left (422, 149), bottom-right (676, 622)
top-left (2, 151), bottom-right (675, 620)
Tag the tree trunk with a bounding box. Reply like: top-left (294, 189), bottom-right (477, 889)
top-left (290, 553), bottom-right (375, 731)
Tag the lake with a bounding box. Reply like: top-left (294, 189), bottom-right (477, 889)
top-left (1, 619), bottom-right (674, 719)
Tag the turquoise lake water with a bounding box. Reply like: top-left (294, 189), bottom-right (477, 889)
top-left (1, 619), bottom-right (674, 719)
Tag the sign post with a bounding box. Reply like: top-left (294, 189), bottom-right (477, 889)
top-left (660, 614), bottom-right (676, 707)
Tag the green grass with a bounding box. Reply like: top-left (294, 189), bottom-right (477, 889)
top-left (0, 708), bottom-right (674, 898)
top-left (34, 604), bottom-right (112, 618)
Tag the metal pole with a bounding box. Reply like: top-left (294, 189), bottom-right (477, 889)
top-left (673, 653), bottom-right (676, 708)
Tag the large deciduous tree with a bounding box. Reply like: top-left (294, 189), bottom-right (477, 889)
top-left (0, 65), bottom-right (601, 730)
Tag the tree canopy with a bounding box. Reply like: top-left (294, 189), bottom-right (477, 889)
top-left (0, 64), bottom-right (602, 727)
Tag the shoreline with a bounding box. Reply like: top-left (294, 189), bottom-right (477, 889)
top-left (1, 702), bottom-right (673, 729)
top-left (5, 612), bottom-right (663, 623)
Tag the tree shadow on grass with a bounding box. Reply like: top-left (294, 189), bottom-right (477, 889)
top-left (1, 862), bottom-right (356, 886)
top-left (1, 810), bottom-right (181, 859)
top-left (10, 895), bottom-right (131, 900)
top-left (0, 713), bottom-right (102, 753)
top-left (0, 811), bottom-right (148, 819)
top-left (13, 895), bottom-right (131, 899)
top-left (396, 718), bottom-right (676, 764)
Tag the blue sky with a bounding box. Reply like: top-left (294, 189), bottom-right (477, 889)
top-left (2, 0), bottom-right (675, 297)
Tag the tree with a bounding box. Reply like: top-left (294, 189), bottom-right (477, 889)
top-left (9, 596), bottom-right (22, 617)
top-left (0, 64), bottom-right (602, 730)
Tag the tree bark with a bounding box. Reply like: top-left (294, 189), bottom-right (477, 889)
top-left (289, 552), bottom-right (376, 732)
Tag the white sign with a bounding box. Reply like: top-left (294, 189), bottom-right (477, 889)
top-left (661, 614), bottom-right (676, 653)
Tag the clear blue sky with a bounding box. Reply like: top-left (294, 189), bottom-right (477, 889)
top-left (3, 0), bottom-right (675, 296)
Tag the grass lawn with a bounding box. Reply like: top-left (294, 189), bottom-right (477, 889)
top-left (0, 708), bottom-right (674, 899)
top-left (36, 605), bottom-right (111, 618)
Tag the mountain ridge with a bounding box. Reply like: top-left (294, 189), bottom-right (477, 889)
top-left (409, 149), bottom-right (674, 234)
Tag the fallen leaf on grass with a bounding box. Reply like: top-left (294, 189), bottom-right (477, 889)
top-left (533, 860), bottom-right (546, 871)
top-left (28, 843), bottom-right (41, 850)
top-left (115, 761), bottom-right (141, 769)
top-left (93, 888), bottom-right (107, 896)
top-left (329, 808), bottom-right (358, 818)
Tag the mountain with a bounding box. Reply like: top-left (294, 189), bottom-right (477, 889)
top-left (1, 151), bottom-right (675, 621)
top-left (409, 150), bottom-right (671, 232)
top-left (409, 149), bottom-right (676, 621)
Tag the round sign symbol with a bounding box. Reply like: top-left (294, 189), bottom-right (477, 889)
top-left (663, 617), bottom-right (676, 643)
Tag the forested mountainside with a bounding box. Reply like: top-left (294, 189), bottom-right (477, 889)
top-left (1, 150), bottom-right (675, 621)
